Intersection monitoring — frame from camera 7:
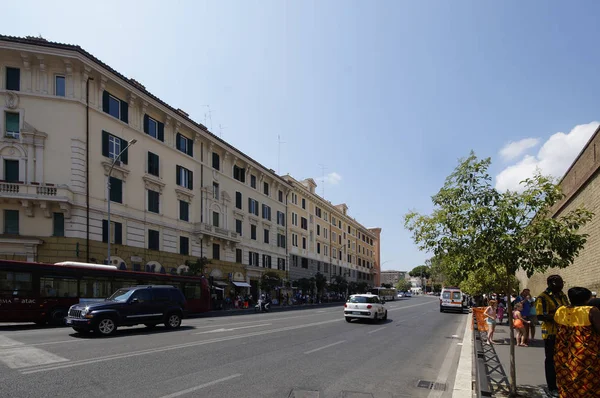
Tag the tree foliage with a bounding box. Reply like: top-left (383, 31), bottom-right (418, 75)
top-left (403, 151), bottom-right (593, 395)
top-left (259, 271), bottom-right (282, 293)
top-left (395, 279), bottom-right (412, 292)
top-left (329, 275), bottom-right (348, 294)
top-left (408, 265), bottom-right (431, 279)
top-left (295, 278), bottom-right (314, 294)
top-left (314, 272), bottom-right (328, 295)
top-left (184, 257), bottom-right (210, 276)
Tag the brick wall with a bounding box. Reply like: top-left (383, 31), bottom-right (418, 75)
top-left (517, 128), bottom-right (600, 296)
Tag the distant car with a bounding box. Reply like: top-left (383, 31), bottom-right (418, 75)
top-left (65, 285), bottom-right (187, 336)
top-left (344, 294), bottom-right (388, 322)
top-left (440, 287), bottom-right (464, 313)
top-left (404, 292), bottom-right (412, 298)
top-left (397, 292), bottom-right (404, 298)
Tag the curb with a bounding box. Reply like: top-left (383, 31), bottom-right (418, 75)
top-left (452, 311), bottom-right (474, 397)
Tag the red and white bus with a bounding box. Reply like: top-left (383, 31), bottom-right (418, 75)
top-left (0, 260), bottom-right (211, 325)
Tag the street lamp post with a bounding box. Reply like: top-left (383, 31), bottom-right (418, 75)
top-left (106, 139), bottom-right (137, 265)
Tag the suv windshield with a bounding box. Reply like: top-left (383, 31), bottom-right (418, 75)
top-left (107, 288), bottom-right (135, 302)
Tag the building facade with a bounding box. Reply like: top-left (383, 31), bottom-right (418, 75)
top-left (517, 125), bottom-right (600, 296)
top-left (282, 176), bottom-right (378, 289)
top-left (380, 270), bottom-right (407, 287)
top-left (0, 35), bottom-right (380, 298)
top-left (0, 36), bottom-right (292, 298)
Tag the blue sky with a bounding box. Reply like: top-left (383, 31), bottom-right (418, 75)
top-left (5, 1), bottom-right (600, 271)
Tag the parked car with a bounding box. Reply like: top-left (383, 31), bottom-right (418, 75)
top-left (439, 287), bottom-right (464, 313)
top-left (344, 294), bottom-right (388, 322)
top-left (404, 291), bottom-right (412, 298)
top-left (65, 285), bottom-right (187, 336)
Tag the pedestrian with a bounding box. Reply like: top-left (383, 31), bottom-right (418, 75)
top-left (512, 302), bottom-right (530, 346)
top-left (484, 299), bottom-right (498, 345)
top-left (514, 289), bottom-right (533, 344)
top-left (535, 275), bottom-right (569, 398)
top-left (497, 299), bottom-right (505, 325)
top-left (554, 287), bottom-right (600, 398)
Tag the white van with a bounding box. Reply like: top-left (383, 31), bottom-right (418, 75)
top-left (439, 287), bottom-right (463, 313)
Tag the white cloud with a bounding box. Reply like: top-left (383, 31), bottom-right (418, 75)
top-left (499, 138), bottom-right (540, 161)
top-left (495, 122), bottom-right (600, 192)
top-left (317, 172), bottom-right (342, 185)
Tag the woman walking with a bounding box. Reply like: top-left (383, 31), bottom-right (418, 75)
top-left (513, 302), bottom-right (530, 346)
top-left (484, 299), bottom-right (498, 345)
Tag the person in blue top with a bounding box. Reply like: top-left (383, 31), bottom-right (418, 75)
top-left (514, 288), bottom-right (535, 344)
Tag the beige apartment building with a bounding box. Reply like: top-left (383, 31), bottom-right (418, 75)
top-left (380, 270), bottom-right (407, 287)
top-left (0, 35), bottom-right (292, 297)
top-left (282, 176), bottom-right (378, 289)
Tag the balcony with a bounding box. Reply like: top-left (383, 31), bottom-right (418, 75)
top-left (0, 182), bottom-right (73, 217)
top-left (194, 222), bottom-right (241, 243)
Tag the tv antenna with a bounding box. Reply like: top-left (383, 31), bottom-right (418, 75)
top-left (219, 124), bottom-right (225, 138)
top-left (202, 105), bottom-right (213, 131)
top-left (319, 164), bottom-right (326, 198)
top-left (277, 135), bottom-right (286, 174)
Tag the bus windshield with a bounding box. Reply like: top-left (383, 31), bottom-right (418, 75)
top-left (107, 289), bottom-right (134, 302)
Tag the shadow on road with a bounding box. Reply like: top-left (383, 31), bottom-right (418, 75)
top-left (68, 325), bottom-right (196, 339)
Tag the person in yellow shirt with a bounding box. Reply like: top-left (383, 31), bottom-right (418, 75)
top-left (535, 275), bottom-right (569, 397)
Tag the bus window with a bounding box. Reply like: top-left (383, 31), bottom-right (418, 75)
top-left (80, 278), bottom-right (112, 298)
top-left (183, 283), bottom-right (201, 299)
top-left (0, 271), bottom-right (32, 296)
top-left (40, 277), bottom-right (78, 298)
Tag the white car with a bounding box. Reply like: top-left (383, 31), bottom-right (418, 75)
top-left (344, 294), bottom-right (388, 322)
top-left (404, 291), bottom-right (412, 298)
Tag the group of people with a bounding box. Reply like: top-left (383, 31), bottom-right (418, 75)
top-left (483, 275), bottom-right (600, 397)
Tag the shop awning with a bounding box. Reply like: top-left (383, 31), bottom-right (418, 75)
top-left (213, 281), bottom-right (228, 287)
top-left (232, 281), bottom-right (251, 288)
top-left (212, 286), bottom-right (224, 291)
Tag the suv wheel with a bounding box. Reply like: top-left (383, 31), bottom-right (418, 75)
top-left (165, 313), bottom-right (182, 329)
top-left (96, 317), bottom-right (117, 336)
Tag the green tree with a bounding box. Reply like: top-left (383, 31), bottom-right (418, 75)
top-left (395, 279), bottom-right (412, 292)
top-left (347, 281), bottom-right (358, 294)
top-left (259, 271), bottom-right (281, 293)
top-left (356, 281), bottom-right (369, 294)
top-left (329, 275), bottom-right (348, 295)
top-left (184, 257), bottom-right (210, 276)
top-left (296, 278), bottom-right (313, 294)
top-left (314, 272), bottom-right (327, 295)
top-left (404, 152), bottom-right (593, 396)
top-left (381, 283), bottom-right (393, 288)
top-left (408, 265), bottom-right (431, 279)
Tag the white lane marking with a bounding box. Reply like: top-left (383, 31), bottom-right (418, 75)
top-left (20, 318), bottom-right (342, 374)
top-left (428, 319), bottom-right (465, 398)
top-left (0, 335), bottom-right (69, 369)
top-left (387, 301), bottom-right (437, 312)
top-left (194, 323), bottom-right (272, 334)
top-left (452, 313), bottom-right (473, 397)
top-left (367, 327), bottom-right (386, 334)
top-left (159, 374), bottom-right (242, 398)
top-left (30, 340), bottom-right (82, 347)
top-left (304, 340), bottom-right (346, 355)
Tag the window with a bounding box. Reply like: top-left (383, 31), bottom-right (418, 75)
top-left (248, 198), bottom-right (259, 216)
top-left (339, 235), bottom-right (342, 245)
top-left (148, 190), bottom-right (160, 213)
top-left (55, 75), bottom-right (65, 97)
top-left (180, 236), bottom-right (189, 255)
top-left (324, 245), bottom-right (328, 256)
top-left (144, 115), bottom-right (162, 139)
top-left (6, 67), bottom-right (20, 91)
top-left (101, 131), bottom-right (129, 164)
top-left (212, 243), bottom-right (220, 260)
top-left (176, 133), bottom-right (193, 157)
top-left (53, 213), bottom-right (65, 237)
top-left (302, 237), bottom-right (307, 249)
top-left (236, 219), bottom-right (243, 235)
top-left (236, 249), bottom-right (243, 263)
top-left (348, 226), bottom-right (351, 234)
top-left (339, 221), bottom-right (342, 229)
top-left (339, 250), bottom-right (342, 259)
top-left (0, 271), bottom-right (32, 296)
top-left (236, 192), bottom-right (242, 209)
top-left (277, 211), bottom-right (285, 226)
top-left (213, 182), bottom-right (219, 200)
top-left (278, 190), bottom-right (283, 203)
top-left (4, 210), bottom-right (19, 234)
top-left (148, 229), bottom-right (159, 250)
top-left (292, 213), bottom-right (298, 226)
top-left (212, 211), bottom-right (219, 227)
top-left (109, 177), bottom-right (122, 203)
top-left (331, 216), bottom-right (336, 226)
top-left (262, 204), bottom-right (271, 221)
top-left (250, 175), bottom-right (257, 189)
top-left (302, 198), bottom-right (306, 209)
top-left (212, 152), bottom-right (220, 170)
top-left (40, 277), bottom-right (77, 298)
top-left (277, 258), bottom-right (286, 271)
top-left (324, 228), bottom-right (328, 239)
top-left (262, 255), bottom-right (272, 269)
top-left (292, 234), bottom-right (298, 247)
top-left (102, 220), bottom-right (122, 244)
top-left (324, 212), bottom-right (328, 222)
top-left (249, 251), bottom-right (259, 266)
top-left (333, 249), bottom-right (337, 259)
top-left (301, 258), bottom-right (308, 269)
top-left (301, 217), bottom-right (307, 230)
top-left (317, 224), bottom-right (321, 236)
top-left (251, 224), bottom-right (257, 240)
top-left (176, 166), bottom-right (193, 189)
top-left (5, 112), bottom-right (19, 138)
top-left (233, 165), bottom-right (246, 182)
top-left (277, 234), bottom-right (286, 248)
top-left (147, 152), bottom-right (159, 176)
top-left (264, 229), bottom-right (270, 244)
top-left (4, 159), bottom-right (18, 182)
top-left (103, 91), bottom-right (128, 123)
top-left (332, 232), bottom-right (337, 241)
top-left (263, 182), bottom-right (269, 196)
top-left (316, 207), bottom-right (322, 218)
top-left (179, 200), bottom-right (189, 222)
top-left (317, 242), bottom-right (321, 254)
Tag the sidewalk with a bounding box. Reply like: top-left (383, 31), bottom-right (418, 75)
top-left (480, 321), bottom-right (550, 397)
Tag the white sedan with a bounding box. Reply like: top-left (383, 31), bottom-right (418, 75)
top-left (344, 294), bottom-right (388, 322)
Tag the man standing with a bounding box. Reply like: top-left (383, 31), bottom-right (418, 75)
top-left (535, 275), bottom-right (569, 397)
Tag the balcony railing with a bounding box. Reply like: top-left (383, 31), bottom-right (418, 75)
top-left (0, 182), bottom-right (71, 200)
top-left (195, 223), bottom-right (241, 242)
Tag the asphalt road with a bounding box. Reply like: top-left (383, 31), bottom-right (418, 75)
top-left (0, 296), bottom-right (468, 398)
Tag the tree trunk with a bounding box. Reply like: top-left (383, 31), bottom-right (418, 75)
top-left (506, 265), bottom-right (517, 397)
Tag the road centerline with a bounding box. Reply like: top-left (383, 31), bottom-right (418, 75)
top-left (304, 340), bottom-right (346, 355)
top-left (158, 373), bottom-right (242, 398)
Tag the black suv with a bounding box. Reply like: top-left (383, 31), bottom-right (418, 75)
top-left (66, 285), bottom-right (187, 336)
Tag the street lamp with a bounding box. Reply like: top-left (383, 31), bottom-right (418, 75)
top-left (106, 139), bottom-right (137, 265)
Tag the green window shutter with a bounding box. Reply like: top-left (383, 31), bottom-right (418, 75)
top-left (157, 122), bottom-right (164, 142)
top-left (109, 177), bottom-right (122, 203)
top-left (4, 160), bottom-right (19, 182)
top-left (187, 170), bottom-right (193, 190)
top-left (6, 67), bottom-right (20, 91)
top-left (102, 220), bottom-right (108, 243)
top-left (102, 131), bottom-right (109, 158)
top-left (175, 133), bottom-right (181, 151)
top-left (176, 166), bottom-right (181, 185)
top-left (187, 140), bottom-right (193, 157)
top-left (143, 114), bottom-right (149, 134)
top-left (102, 91), bottom-right (110, 113)
top-left (120, 138), bottom-right (128, 164)
top-left (120, 100), bottom-right (128, 124)
top-left (114, 222), bottom-right (122, 244)
top-left (53, 213), bottom-right (65, 237)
